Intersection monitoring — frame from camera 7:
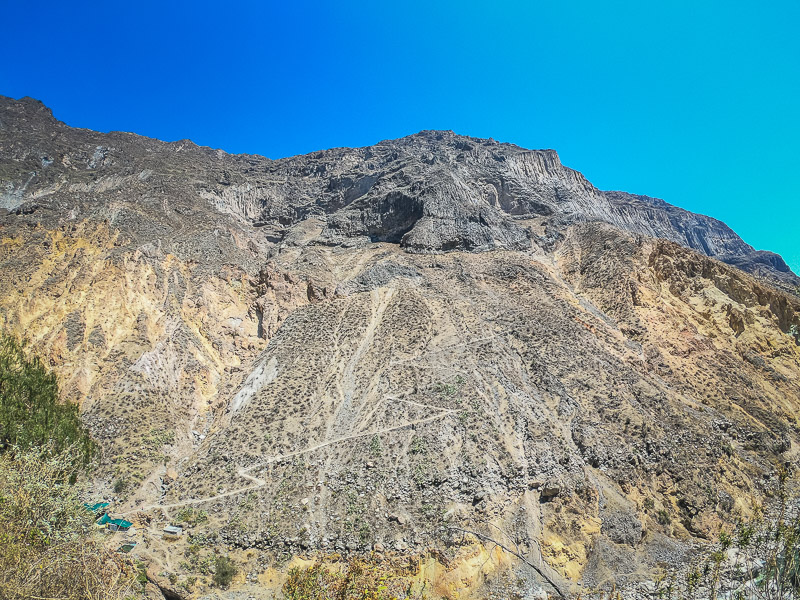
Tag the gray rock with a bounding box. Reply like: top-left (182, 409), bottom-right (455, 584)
top-left (601, 509), bottom-right (644, 546)
top-left (335, 261), bottom-right (421, 295)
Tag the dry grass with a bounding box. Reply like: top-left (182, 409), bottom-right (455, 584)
top-left (0, 447), bottom-right (139, 600)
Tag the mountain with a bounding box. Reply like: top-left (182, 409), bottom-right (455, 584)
top-left (1, 95), bottom-right (799, 598)
top-left (3, 97), bottom-right (797, 292)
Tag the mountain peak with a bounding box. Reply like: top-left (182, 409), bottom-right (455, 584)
top-left (1, 96), bottom-right (799, 596)
top-left (0, 96), bottom-right (796, 291)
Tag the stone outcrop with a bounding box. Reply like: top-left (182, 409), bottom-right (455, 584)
top-left (1, 95), bottom-right (799, 597)
top-left (1, 96), bottom-right (796, 291)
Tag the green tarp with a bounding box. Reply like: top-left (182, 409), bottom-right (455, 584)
top-left (117, 543), bottom-right (137, 553)
top-left (108, 518), bottom-right (133, 528)
top-left (95, 514), bottom-right (132, 529)
top-left (84, 502), bottom-right (110, 513)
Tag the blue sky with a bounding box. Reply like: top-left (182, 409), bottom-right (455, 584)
top-left (2, 0), bottom-right (798, 272)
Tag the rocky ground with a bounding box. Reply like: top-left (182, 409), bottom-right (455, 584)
top-left (1, 95), bottom-right (799, 599)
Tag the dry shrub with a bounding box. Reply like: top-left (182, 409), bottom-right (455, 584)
top-left (282, 557), bottom-right (426, 600)
top-left (0, 447), bottom-right (138, 600)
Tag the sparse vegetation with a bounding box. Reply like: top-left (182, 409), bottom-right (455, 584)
top-left (181, 539), bottom-right (217, 576)
top-left (434, 380), bottom-right (459, 397)
top-left (654, 473), bottom-right (799, 600)
top-left (409, 435), bottom-right (427, 455)
top-left (412, 462), bottom-right (429, 487)
top-left (176, 506), bottom-right (209, 526)
top-left (721, 440), bottom-right (735, 457)
top-left (0, 333), bottom-right (135, 599)
top-left (283, 558), bottom-right (426, 600)
top-left (369, 434), bottom-right (382, 457)
top-left (0, 446), bottom-right (136, 599)
top-left (141, 426), bottom-right (175, 457)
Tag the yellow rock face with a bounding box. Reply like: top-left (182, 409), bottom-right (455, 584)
top-left (0, 219), bottom-right (312, 496)
top-left (2, 218), bottom-right (799, 598)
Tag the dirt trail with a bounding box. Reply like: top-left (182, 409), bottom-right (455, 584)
top-left (122, 408), bottom-right (454, 514)
top-left (330, 288), bottom-right (395, 438)
top-left (354, 389), bottom-right (439, 432)
top-left (388, 335), bottom-right (499, 366)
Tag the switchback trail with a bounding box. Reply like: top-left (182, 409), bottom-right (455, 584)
top-left (122, 407), bottom-right (454, 515)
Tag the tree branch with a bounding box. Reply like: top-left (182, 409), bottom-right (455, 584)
top-left (445, 525), bottom-right (567, 598)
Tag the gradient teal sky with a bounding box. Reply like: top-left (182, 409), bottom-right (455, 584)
top-left (2, 1), bottom-right (798, 272)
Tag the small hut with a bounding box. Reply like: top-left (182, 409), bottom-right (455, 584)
top-left (163, 525), bottom-right (183, 536)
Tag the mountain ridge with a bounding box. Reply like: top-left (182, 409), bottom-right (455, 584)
top-left (2, 95), bottom-right (796, 295)
top-left (1, 94), bottom-right (799, 598)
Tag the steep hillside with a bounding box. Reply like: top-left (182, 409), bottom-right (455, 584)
top-left (2, 96), bottom-right (797, 291)
top-left (1, 95), bottom-right (799, 598)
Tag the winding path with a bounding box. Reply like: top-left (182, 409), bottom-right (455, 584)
top-left (122, 286), bottom-right (465, 516)
top-left (122, 406), bottom-right (455, 515)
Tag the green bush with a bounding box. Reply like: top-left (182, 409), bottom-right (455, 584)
top-left (283, 558), bottom-right (427, 600)
top-left (0, 333), bottom-right (94, 463)
top-left (0, 447), bottom-right (136, 599)
top-left (213, 555), bottom-right (237, 588)
top-left (369, 434), bottom-right (382, 457)
top-left (176, 506), bottom-right (209, 526)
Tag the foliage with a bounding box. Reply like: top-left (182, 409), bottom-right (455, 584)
top-left (790, 324), bottom-right (800, 345)
top-left (0, 334), bottom-right (135, 598)
top-left (654, 478), bottom-right (799, 600)
top-left (369, 434), bottom-right (382, 457)
top-left (409, 435), bottom-right (427, 456)
top-left (176, 506), bottom-right (209, 526)
top-left (0, 332), bottom-right (95, 463)
top-left (141, 426), bottom-right (175, 456)
top-left (213, 554), bottom-right (238, 588)
top-left (0, 446), bottom-right (136, 599)
top-left (282, 558), bottom-right (426, 600)
top-left (724, 500), bottom-right (800, 600)
top-left (284, 564), bottom-right (339, 600)
top-left (181, 539), bottom-right (217, 576)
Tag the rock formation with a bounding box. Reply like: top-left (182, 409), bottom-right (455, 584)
top-left (1, 95), bottom-right (799, 597)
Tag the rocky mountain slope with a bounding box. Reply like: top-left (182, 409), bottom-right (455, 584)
top-left (1, 95), bottom-right (799, 597)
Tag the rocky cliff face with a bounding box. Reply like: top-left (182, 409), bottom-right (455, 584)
top-left (1, 95), bottom-right (799, 597)
top-left (3, 97), bottom-right (796, 289)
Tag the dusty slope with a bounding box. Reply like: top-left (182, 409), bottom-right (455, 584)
top-left (1, 95), bottom-right (799, 596)
top-left (158, 223), bottom-right (799, 584)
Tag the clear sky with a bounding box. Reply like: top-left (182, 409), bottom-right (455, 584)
top-left (2, 0), bottom-right (798, 272)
